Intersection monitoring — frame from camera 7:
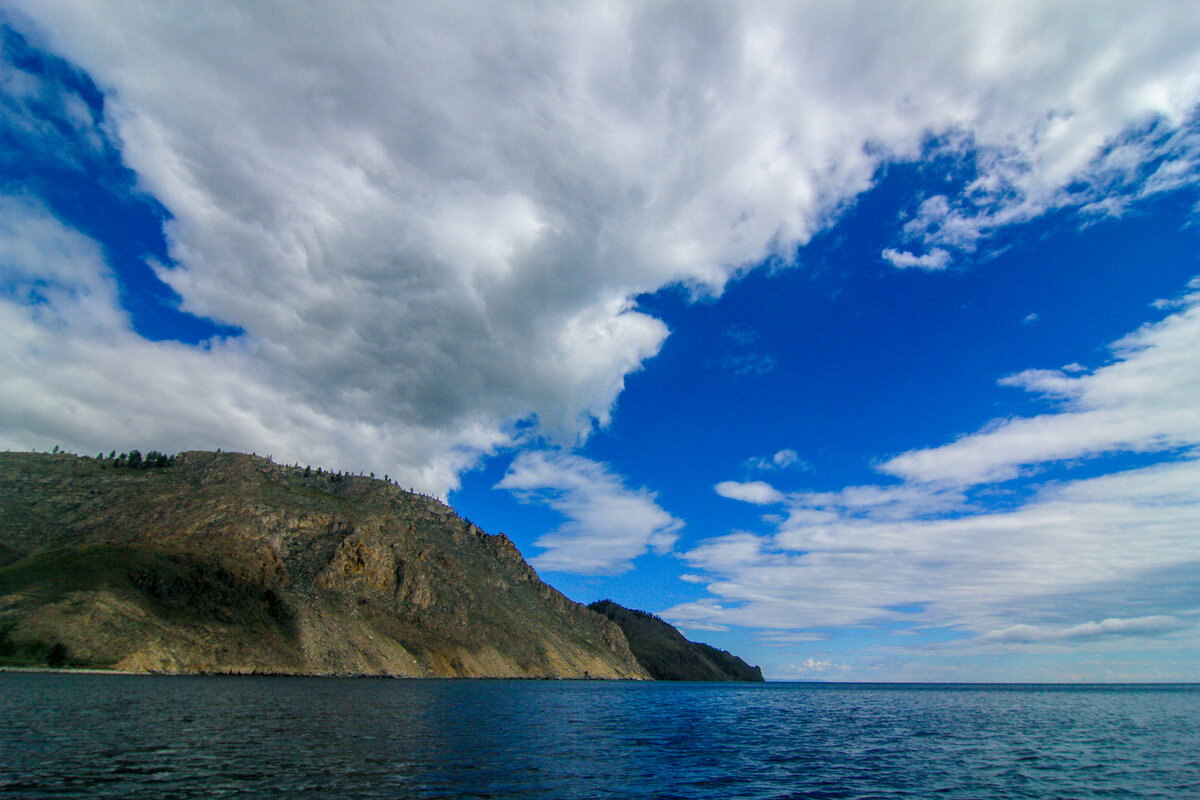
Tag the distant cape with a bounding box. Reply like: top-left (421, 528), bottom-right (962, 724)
top-left (588, 599), bottom-right (764, 681)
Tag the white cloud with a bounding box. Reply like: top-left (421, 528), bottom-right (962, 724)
top-left (3, 2), bottom-right (1200, 495)
top-left (0, 195), bottom-right (504, 493)
top-left (673, 284), bottom-right (1200, 659)
top-left (672, 457), bottom-right (1200, 637)
top-left (1151, 276), bottom-right (1200, 310)
top-left (755, 657), bottom-right (850, 680)
top-left (881, 247), bottom-right (951, 270)
top-left (894, 110), bottom-right (1200, 261)
top-left (715, 480), bottom-right (786, 506)
top-left (979, 616), bottom-right (1188, 644)
top-left (723, 325), bottom-right (760, 347)
top-left (771, 449), bottom-right (800, 469)
top-left (0, 42), bottom-right (107, 171)
top-left (495, 450), bottom-right (682, 575)
top-left (673, 620), bottom-right (729, 634)
top-left (756, 630), bottom-right (829, 644)
top-left (718, 324), bottom-right (776, 378)
top-left (742, 449), bottom-right (807, 473)
top-left (880, 284), bottom-right (1200, 487)
top-left (0, 194), bottom-right (119, 326)
top-left (720, 352), bottom-right (776, 378)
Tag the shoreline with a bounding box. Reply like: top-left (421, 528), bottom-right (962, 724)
top-left (3, 667), bottom-right (1198, 686)
top-left (0, 665), bottom-right (657, 680)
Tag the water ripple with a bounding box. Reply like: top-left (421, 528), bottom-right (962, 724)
top-left (1, 677), bottom-right (1198, 799)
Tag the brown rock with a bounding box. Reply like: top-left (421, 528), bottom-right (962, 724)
top-left (0, 451), bottom-right (647, 679)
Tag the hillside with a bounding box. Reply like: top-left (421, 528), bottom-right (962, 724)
top-left (0, 450), bottom-right (648, 678)
top-left (588, 600), bottom-right (763, 681)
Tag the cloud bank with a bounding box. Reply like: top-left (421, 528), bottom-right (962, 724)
top-left (673, 285), bottom-right (1200, 657)
top-left (3, 2), bottom-right (1200, 496)
top-left (881, 278), bottom-right (1200, 486)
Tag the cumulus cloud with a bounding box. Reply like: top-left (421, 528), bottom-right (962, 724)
top-left (4, 2), bottom-right (1200, 496)
top-left (715, 480), bottom-right (786, 506)
top-left (881, 247), bottom-right (951, 271)
top-left (771, 449), bottom-right (800, 469)
top-left (495, 450), bottom-right (682, 575)
top-left (0, 195), bottom-right (505, 493)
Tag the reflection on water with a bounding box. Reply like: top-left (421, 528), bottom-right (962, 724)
top-left (2, 675), bottom-right (1198, 799)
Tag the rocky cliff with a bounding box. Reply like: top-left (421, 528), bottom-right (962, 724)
top-left (589, 600), bottom-right (763, 681)
top-left (0, 451), bottom-right (648, 678)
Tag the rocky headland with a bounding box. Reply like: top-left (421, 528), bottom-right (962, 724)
top-left (0, 450), bottom-right (650, 678)
top-left (589, 599), bottom-right (763, 681)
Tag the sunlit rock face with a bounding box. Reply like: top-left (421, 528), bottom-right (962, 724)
top-left (0, 450), bottom-right (648, 679)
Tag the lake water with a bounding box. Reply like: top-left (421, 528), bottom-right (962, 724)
top-left (2, 674), bottom-right (1198, 799)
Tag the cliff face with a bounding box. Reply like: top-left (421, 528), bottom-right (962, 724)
top-left (0, 451), bottom-right (648, 679)
top-left (589, 600), bottom-right (764, 681)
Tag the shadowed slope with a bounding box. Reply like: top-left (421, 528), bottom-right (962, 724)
top-left (589, 599), bottom-right (763, 681)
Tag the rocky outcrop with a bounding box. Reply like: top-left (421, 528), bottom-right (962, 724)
top-left (0, 451), bottom-right (648, 679)
top-left (588, 600), bottom-right (764, 681)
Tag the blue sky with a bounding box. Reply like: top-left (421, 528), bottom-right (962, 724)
top-left (3, 2), bottom-right (1200, 681)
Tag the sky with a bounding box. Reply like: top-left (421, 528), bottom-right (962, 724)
top-left (2, 1), bottom-right (1200, 682)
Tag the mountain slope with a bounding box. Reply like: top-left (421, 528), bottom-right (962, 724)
top-left (0, 451), bottom-right (648, 678)
top-left (588, 600), bottom-right (764, 681)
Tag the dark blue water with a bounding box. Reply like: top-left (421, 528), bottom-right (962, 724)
top-left (2, 675), bottom-right (1198, 799)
